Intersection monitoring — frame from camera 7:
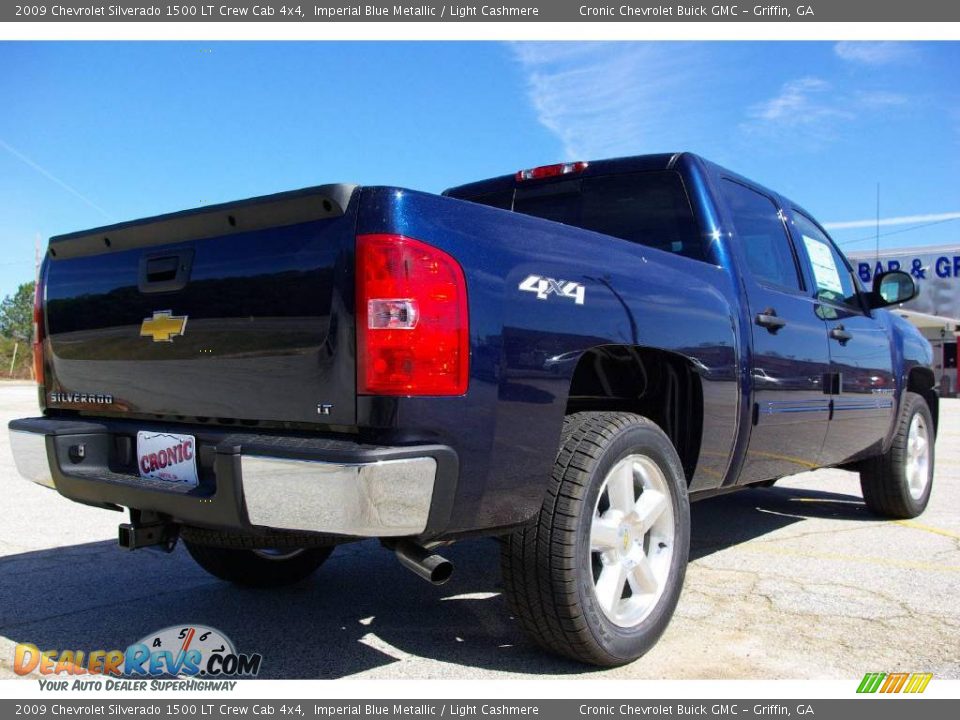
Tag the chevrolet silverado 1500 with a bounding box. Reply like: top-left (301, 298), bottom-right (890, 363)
top-left (10, 152), bottom-right (937, 666)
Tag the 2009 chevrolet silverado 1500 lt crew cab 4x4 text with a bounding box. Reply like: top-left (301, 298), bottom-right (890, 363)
top-left (10, 153), bottom-right (938, 666)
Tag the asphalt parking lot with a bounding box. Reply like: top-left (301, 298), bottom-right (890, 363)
top-left (1, 381), bottom-right (957, 680)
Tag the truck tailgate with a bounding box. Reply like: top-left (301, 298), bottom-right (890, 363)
top-left (42, 185), bottom-right (358, 427)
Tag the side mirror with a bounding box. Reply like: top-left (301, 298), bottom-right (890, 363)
top-left (868, 270), bottom-right (918, 309)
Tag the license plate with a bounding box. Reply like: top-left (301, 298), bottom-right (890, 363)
top-left (136, 431), bottom-right (199, 487)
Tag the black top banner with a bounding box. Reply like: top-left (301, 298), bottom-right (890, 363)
top-left (5, 0), bottom-right (960, 22)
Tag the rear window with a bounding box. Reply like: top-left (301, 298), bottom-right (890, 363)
top-left (464, 171), bottom-right (706, 262)
top-left (467, 190), bottom-right (513, 210)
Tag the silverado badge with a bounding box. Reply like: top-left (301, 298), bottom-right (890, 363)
top-left (140, 310), bottom-right (188, 342)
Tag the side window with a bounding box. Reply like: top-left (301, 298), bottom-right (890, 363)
top-left (792, 212), bottom-right (862, 311)
top-left (721, 179), bottom-right (802, 291)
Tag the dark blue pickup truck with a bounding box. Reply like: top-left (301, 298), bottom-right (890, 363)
top-left (9, 152), bottom-right (937, 666)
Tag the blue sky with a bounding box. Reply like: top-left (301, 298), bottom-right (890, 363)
top-left (1, 41), bottom-right (958, 299)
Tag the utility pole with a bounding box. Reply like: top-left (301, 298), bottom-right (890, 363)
top-left (875, 183), bottom-right (880, 263)
top-left (32, 232), bottom-right (41, 382)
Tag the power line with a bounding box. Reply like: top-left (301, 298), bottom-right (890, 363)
top-left (837, 215), bottom-right (960, 247)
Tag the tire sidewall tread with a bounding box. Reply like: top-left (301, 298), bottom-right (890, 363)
top-left (574, 416), bottom-right (690, 663)
top-left (184, 540), bottom-right (333, 588)
top-left (501, 411), bottom-right (691, 667)
top-left (860, 392), bottom-right (935, 519)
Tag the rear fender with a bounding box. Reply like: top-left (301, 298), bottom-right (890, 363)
top-left (356, 187), bottom-right (741, 534)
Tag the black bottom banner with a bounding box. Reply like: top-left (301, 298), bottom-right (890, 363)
top-left (2, 700), bottom-right (957, 720)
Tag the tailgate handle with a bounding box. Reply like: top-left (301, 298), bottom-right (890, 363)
top-left (146, 256), bottom-right (179, 281)
top-left (138, 249), bottom-right (194, 294)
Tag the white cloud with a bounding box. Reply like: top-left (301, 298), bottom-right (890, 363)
top-left (834, 42), bottom-right (915, 65)
top-left (748, 77), bottom-right (850, 123)
top-left (511, 44), bottom-right (914, 159)
top-left (823, 211), bottom-right (960, 231)
top-left (743, 78), bottom-right (908, 148)
top-left (742, 77), bottom-right (853, 146)
top-left (510, 43), bottom-right (712, 160)
top-left (854, 90), bottom-right (909, 108)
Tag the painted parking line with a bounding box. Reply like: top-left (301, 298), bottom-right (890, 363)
top-left (738, 544), bottom-right (960, 573)
top-left (746, 451), bottom-right (819, 470)
top-left (782, 500), bottom-right (960, 541)
top-left (895, 519), bottom-right (960, 540)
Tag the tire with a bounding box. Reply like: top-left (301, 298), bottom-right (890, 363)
top-left (184, 540), bottom-right (334, 588)
top-left (501, 411), bottom-right (690, 666)
top-left (180, 525), bottom-right (341, 550)
top-left (859, 391), bottom-right (935, 519)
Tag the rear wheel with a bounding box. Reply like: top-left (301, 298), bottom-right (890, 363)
top-left (501, 412), bottom-right (690, 666)
top-left (184, 540), bottom-right (333, 588)
top-left (859, 391), bottom-right (935, 519)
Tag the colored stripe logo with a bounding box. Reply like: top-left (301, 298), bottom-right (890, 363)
top-left (857, 672), bottom-right (933, 694)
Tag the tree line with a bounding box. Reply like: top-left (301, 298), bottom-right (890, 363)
top-left (0, 281), bottom-right (35, 379)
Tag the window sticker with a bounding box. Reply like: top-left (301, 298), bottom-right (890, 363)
top-left (802, 234), bottom-right (844, 295)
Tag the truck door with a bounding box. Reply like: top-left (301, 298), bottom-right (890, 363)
top-left (719, 179), bottom-right (832, 485)
top-left (789, 211), bottom-right (897, 465)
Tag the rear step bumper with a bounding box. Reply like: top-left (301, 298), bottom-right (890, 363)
top-left (8, 417), bottom-right (457, 539)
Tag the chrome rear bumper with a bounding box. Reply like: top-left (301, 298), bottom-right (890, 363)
top-left (241, 455), bottom-right (436, 536)
top-left (8, 418), bottom-right (452, 539)
top-left (9, 430), bottom-right (55, 489)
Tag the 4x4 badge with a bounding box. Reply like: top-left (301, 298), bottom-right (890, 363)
top-left (140, 310), bottom-right (188, 342)
top-left (519, 275), bottom-right (586, 305)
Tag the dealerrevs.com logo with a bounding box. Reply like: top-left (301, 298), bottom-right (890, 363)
top-left (14, 625), bottom-right (262, 689)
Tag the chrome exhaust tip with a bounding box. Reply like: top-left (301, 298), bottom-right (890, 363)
top-left (393, 540), bottom-right (453, 585)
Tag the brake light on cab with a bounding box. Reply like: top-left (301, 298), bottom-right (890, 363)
top-left (356, 234), bottom-right (469, 396)
top-left (515, 161), bottom-right (588, 182)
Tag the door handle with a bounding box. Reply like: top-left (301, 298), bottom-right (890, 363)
top-left (755, 309), bottom-right (786, 333)
top-left (829, 325), bottom-right (853, 344)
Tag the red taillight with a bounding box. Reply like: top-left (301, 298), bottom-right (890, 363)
top-left (32, 275), bottom-right (45, 386)
top-left (515, 161), bottom-right (588, 182)
top-left (356, 234), bottom-right (469, 396)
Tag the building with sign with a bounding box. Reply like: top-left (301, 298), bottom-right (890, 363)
top-left (849, 244), bottom-right (960, 397)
